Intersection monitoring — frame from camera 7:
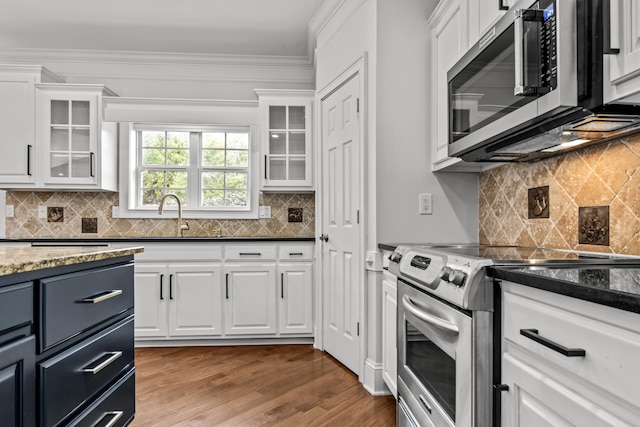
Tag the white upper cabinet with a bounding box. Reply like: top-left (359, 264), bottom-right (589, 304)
top-left (0, 65), bottom-right (64, 186)
top-left (255, 89), bottom-right (314, 191)
top-left (36, 84), bottom-right (118, 191)
top-left (606, 0), bottom-right (640, 103)
top-left (469, 0), bottom-right (517, 47)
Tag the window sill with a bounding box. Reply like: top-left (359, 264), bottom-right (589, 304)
top-left (112, 206), bottom-right (259, 220)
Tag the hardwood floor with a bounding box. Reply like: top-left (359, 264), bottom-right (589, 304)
top-left (131, 345), bottom-right (396, 426)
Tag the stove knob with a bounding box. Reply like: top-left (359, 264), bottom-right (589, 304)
top-left (450, 269), bottom-right (466, 287)
top-left (439, 266), bottom-right (453, 282)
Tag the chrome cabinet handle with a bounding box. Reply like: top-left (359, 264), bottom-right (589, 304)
top-left (93, 410), bottom-right (124, 427)
top-left (81, 289), bottom-right (122, 304)
top-left (603, 0), bottom-right (620, 54)
top-left (289, 252), bottom-right (304, 256)
top-left (225, 273), bottom-right (229, 299)
top-left (418, 395), bottom-right (433, 414)
top-left (281, 273), bottom-right (284, 299)
top-left (264, 155), bottom-right (268, 179)
top-left (239, 252), bottom-right (261, 256)
top-left (401, 295), bottom-right (459, 335)
top-left (90, 152), bottom-right (95, 177)
top-left (520, 329), bottom-right (586, 357)
top-left (169, 274), bottom-right (174, 300)
top-left (493, 384), bottom-right (510, 427)
top-left (82, 351), bottom-right (123, 375)
top-left (160, 274), bottom-right (164, 300)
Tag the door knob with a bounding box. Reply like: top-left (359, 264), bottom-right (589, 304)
top-left (318, 234), bottom-right (329, 242)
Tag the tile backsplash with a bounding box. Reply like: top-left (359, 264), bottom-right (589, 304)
top-left (479, 133), bottom-right (640, 255)
top-left (4, 192), bottom-right (315, 239)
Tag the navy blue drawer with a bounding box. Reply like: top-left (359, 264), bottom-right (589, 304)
top-left (0, 282), bottom-right (33, 341)
top-left (67, 368), bottom-right (135, 427)
top-left (40, 263), bottom-right (133, 351)
top-left (0, 335), bottom-right (35, 427)
top-left (39, 316), bottom-right (134, 427)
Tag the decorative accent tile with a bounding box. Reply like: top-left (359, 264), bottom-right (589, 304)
top-left (288, 208), bottom-right (303, 223)
top-left (479, 133), bottom-right (640, 254)
top-left (82, 218), bottom-right (98, 234)
top-left (527, 186), bottom-right (549, 219)
top-left (47, 207), bottom-right (64, 222)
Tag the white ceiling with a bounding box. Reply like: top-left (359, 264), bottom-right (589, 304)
top-left (0, 0), bottom-right (327, 58)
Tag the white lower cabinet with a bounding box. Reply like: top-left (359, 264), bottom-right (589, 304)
top-left (134, 263), bottom-right (222, 338)
top-left (133, 242), bottom-right (314, 343)
top-left (278, 262), bottom-right (313, 334)
top-left (500, 281), bottom-right (640, 426)
top-left (223, 263), bottom-right (277, 335)
top-left (382, 270), bottom-right (397, 398)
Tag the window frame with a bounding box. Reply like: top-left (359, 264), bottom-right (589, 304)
top-left (116, 122), bottom-right (259, 219)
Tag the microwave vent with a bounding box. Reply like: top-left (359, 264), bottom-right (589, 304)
top-left (569, 115), bottom-right (640, 132)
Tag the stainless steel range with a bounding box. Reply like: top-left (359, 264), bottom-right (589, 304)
top-left (389, 244), bottom-right (637, 427)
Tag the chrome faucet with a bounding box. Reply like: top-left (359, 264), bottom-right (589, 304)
top-left (158, 193), bottom-right (189, 237)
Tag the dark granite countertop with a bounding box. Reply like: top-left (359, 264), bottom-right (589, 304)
top-left (490, 266), bottom-right (640, 314)
top-left (3, 237), bottom-right (315, 244)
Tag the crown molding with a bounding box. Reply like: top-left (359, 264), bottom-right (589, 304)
top-left (0, 48), bottom-right (314, 68)
top-left (307, 0), bottom-right (346, 66)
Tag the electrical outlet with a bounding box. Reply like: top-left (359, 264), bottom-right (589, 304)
top-left (259, 206), bottom-right (272, 219)
top-left (38, 206), bottom-right (47, 219)
top-left (5, 205), bottom-right (14, 218)
top-left (419, 193), bottom-right (433, 215)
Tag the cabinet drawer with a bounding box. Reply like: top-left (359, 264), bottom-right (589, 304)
top-left (225, 245), bottom-right (276, 261)
top-left (0, 282), bottom-right (33, 338)
top-left (40, 263), bottom-right (134, 351)
top-left (503, 284), bottom-right (640, 407)
top-left (39, 316), bottom-right (134, 427)
top-left (278, 245), bottom-right (313, 261)
top-left (67, 367), bottom-right (135, 427)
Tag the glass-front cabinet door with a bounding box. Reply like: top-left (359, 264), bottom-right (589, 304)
top-left (36, 84), bottom-right (118, 191)
top-left (256, 90), bottom-right (313, 191)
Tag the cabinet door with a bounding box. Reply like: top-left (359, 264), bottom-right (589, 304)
top-left (471, 0), bottom-right (516, 46)
top-left (278, 263), bottom-right (313, 334)
top-left (0, 335), bottom-right (35, 427)
top-left (224, 263), bottom-right (277, 335)
top-left (430, 0), bottom-right (469, 167)
top-left (501, 351), bottom-right (635, 427)
top-left (608, 1), bottom-right (640, 102)
top-left (382, 273), bottom-right (397, 398)
top-left (0, 72), bottom-right (36, 185)
top-left (133, 264), bottom-right (168, 338)
top-left (259, 93), bottom-right (314, 191)
top-left (168, 263), bottom-right (223, 337)
top-left (36, 89), bottom-right (98, 186)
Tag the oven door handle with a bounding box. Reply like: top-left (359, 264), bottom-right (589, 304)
top-left (402, 295), bottom-right (459, 335)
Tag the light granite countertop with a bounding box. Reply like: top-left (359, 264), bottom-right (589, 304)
top-left (0, 245), bottom-right (144, 277)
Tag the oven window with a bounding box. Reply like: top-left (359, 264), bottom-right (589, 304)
top-left (406, 321), bottom-right (456, 421)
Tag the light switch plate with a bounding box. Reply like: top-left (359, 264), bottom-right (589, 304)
top-left (38, 206), bottom-right (47, 219)
top-left (5, 205), bottom-right (14, 218)
top-left (419, 193), bottom-right (433, 215)
top-left (259, 206), bottom-right (271, 219)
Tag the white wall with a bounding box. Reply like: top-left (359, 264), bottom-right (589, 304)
top-left (376, 0), bottom-right (478, 244)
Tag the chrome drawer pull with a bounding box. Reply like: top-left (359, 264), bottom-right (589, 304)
top-left (289, 252), bottom-right (304, 256)
top-left (82, 289), bottom-right (123, 304)
top-left (520, 329), bottom-right (586, 357)
top-left (402, 295), bottom-right (459, 335)
top-left (239, 252), bottom-right (261, 256)
top-left (418, 395), bottom-right (432, 414)
top-left (82, 351), bottom-right (123, 375)
top-left (93, 410), bottom-right (124, 427)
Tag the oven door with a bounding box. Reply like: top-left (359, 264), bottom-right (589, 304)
top-left (447, 0), bottom-right (579, 160)
top-left (398, 280), bottom-right (473, 427)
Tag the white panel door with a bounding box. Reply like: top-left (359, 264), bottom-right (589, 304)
top-left (320, 73), bottom-right (361, 374)
top-left (278, 263), bottom-right (313, 334)
top-left (168, 264), bottom-right (222, 337)
top-left (134, 264), bottom-right (168, 338)
top-left (224, 263), bottom-right (277, 335)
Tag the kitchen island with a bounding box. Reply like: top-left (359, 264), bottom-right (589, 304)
top-left (0, 244), bottom-right (142, 427)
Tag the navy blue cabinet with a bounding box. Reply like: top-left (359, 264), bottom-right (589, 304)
top-left (0, 256), bottom-right (136, 427)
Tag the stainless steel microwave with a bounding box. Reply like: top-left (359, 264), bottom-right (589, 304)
top-left (447, 0), bottom-right (640, 163)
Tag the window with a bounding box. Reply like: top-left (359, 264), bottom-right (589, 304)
top-left (117, 123), bottom-right (258, 219)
